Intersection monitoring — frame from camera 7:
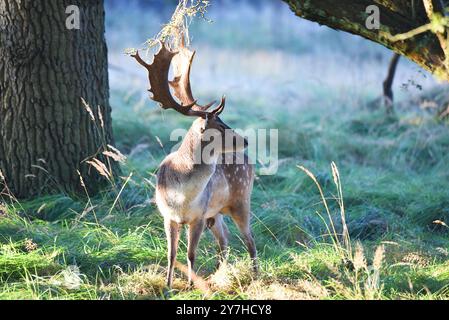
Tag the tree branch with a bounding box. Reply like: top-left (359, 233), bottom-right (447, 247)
top-left (283, 0), bottom-right (449, 80)
top-left (422, 0), bottom-right (449, 71)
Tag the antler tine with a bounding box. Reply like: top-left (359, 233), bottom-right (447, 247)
top-left (131, 50), bottom-right (151, 71)
top-left (212, 96), bottom-right (226, 116)
top-left (193, 100), bottom-right (217, 112)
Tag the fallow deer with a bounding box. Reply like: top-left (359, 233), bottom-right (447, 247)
top-left (132, 41), bottom-right (257, 288)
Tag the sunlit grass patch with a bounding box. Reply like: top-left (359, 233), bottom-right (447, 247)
top-left (0, 242), bottom-right (62, 281)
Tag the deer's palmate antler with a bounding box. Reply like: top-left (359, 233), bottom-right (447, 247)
top-left (132, 41), bottom-right (257, 289)
top-left (131, 41), bottom-right (224, 117)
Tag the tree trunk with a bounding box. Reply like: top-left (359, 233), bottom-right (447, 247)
top-left (383, 53), bottom-right (401, 113)
top-left (0, 0), bottom-right (116, 198)
top-left (282, 0), bottom-right (449, 81)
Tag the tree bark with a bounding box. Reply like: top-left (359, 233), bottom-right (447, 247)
top-left (383, 53), bottom-right (401, 113)
top-left (282, 0), bottom-right (449, 81)
top-left (0, 0), bottom-right (116, 198)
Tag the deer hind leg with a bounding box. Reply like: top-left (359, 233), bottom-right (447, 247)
top-left (164, 219), bottom-right (180, 288)
top-left (209, 214), bottom-right (229, 269)
top-left (187, 218), bottom-right (205, 286)
top-left (229, 205), bottom-right (258, 274)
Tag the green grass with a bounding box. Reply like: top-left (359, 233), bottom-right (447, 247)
top-left (1, 87), bottom-right (449, 299)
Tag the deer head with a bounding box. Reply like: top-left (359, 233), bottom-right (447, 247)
top-left (132, 41), bottom-right (248, 157)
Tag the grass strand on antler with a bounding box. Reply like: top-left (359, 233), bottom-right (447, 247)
top-left (126, 0), bottom-right (210, 56)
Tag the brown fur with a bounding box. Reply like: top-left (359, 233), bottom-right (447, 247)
top-left (133, 40), bottom-right (256, 288)
top-left (156, 118), bottom-right (257, 288)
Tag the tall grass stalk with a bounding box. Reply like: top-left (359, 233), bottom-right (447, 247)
top-left (297, 163), bottom-right (350, 259)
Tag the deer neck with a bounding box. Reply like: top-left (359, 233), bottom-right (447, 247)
top-left (174, 126), bottom-right (218, 197)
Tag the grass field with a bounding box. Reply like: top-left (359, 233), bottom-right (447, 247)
top-left (1, 1), bottom-right (449, 300)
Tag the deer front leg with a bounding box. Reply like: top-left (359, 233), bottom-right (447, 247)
top-left (187, 218), bottom-right (205, 286)
top-left (165, 219), bottom-right (180, 288)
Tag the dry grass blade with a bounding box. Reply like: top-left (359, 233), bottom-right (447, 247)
top-left (98, 105), bottom-right (105, 128)
top-left (79, 205), bottom-right (98, 220)
top-left (433, 220), bottom-right (449, 228)
top-left (148, 0), bottom-right (211, 49)
top-left (86, 159), bottom-right (112, 180)
top-left (125, 0), bottom-right (211, 56)
top-left (331, 162), bottom-right (351, 255)
top-left (373, 245), bottom-right (385, 272)
top-left (297, 164), bottom-right (344, 257)
top-left (103, 151), bottom-right (125, 164)
top-left (331, 162), bottom-right (340, 186)
top-left (155, 136), bottom-right (164, 149)
top-left (353, 241), bottom-right (367, 272)
top-left (81, 98), bottom-right (95, 121)
top-left (103, 145), bottom-right (127, 164)
top-left (107, 173), bottom-right (133, 217)
top-left (77, 170), bottom-right (86, 188)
